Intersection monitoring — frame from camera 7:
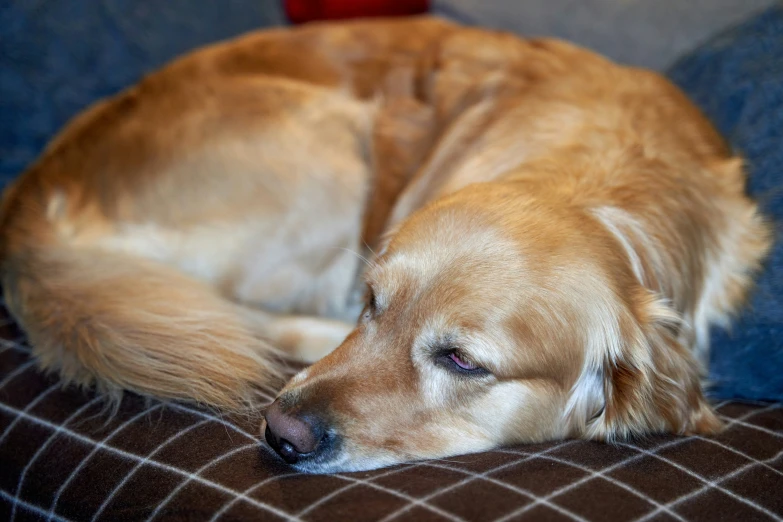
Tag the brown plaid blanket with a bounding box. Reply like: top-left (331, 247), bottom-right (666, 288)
top-left (1, 305), bottom-right (781, 522)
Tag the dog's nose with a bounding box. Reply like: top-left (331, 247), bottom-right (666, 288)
top-left (264, 400), bottom-right (324, 463)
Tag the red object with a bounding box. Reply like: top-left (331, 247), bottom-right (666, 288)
top-left (284, 0), bottom-right (430, 24)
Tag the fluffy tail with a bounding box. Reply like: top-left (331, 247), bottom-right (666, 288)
top-left (1, 241), bottom-right (285, 411)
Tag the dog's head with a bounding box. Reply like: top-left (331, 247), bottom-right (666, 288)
top-left (263, 182), bottom-right (721, 472)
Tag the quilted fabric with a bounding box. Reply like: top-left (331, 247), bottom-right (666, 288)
top-left (1, 310), bottom-right (782, 521)
top-left (668, 5), bottom-right (783, 401)
top-left (432, 0), bottom-right (776, 70)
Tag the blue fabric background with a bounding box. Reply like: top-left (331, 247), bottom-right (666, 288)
top-left (668, 5), bottom-right (783, 401)
top-left (0, 0), bottom-right (285, 184)
top-left (1, 2), bottom-right (780, 399)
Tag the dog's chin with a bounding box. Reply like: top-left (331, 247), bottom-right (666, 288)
top-left (270, 447), bottom-right (412, 474)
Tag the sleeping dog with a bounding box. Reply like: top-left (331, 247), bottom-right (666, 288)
top-left (0, 17), bottom-right (770, 473)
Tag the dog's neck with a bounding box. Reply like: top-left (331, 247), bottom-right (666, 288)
top-left (361, 97), bottom-right (439, 251)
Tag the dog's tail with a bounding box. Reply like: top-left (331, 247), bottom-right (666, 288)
top-left (0, 194), bottom-right (283, 411)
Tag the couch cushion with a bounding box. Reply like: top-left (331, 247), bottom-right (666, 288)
top-left (667, 5), bottom-right (783, 401)
top-left (0, 0), bottom-right (286, 187)
top-left (432, 0), bottom-right (777, 70)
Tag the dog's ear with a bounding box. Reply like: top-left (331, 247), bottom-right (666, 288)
top-left (573, 290), bottom-right (722, 440)
top-left (363, 69), bottom-right (438, 250)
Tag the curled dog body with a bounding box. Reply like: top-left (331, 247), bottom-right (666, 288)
top-left (0, 17), bottom-right (770, 472)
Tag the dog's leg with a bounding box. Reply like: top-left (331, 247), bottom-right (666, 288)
top-left (240, 308), bottom-right (354, 363)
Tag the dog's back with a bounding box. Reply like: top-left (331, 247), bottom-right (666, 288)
top-left (0, 17), bottom-right (455, 409)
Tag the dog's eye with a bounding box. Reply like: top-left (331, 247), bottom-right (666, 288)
top-left (362, 287), bottom-right (377, 321)
top-left (438, 349), bottom-right (489, 376)
top-left (448, 351), bottom-right (477, 370)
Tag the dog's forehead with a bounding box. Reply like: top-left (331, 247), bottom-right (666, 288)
top-left (370, 214), bottom-right (520, 293)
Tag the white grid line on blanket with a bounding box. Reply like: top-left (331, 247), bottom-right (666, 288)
top-left (0, 334), bottom-right (29, 355)
top-left (9, 396), bottom-right (104, 522)
top-left (723, 402), bottom-right (782, 426)
top-left (498, 443), bottom-right (688, 521)
top-left (497, 443), bottom-right (685, 521)
top-left (0, 359), bottom-right (35, 389)
top-left (296, 464), bottom-right (427, 520)
top-left (45, 399), bottom-right (272, 520)
top-left (326, 470), bottom-right (470, 522)
top-left (495, 437), bottom-right (691, 522)
top-left (495, 402), bottom-right (782, 522)
top-left (146, 443), bottom-right (294, 521)
top-left (47, 403), bottom-right (167, 518)
top-left (152, 438), bottom-right (472, 522)
top-left (0, 382), bottom-right (61, 446)
top-left (637, 448), bottom-right (783, 522)
top-left (1, 489), bottom-right (72, 522)
top-left (207, 466), bottom-right (420, 522)
top-left (2, 380), bottom-right (77, 522)
top-left (693, 435), bottom-right (783, 478)
top-left (719, 410), bottom-right (783, 439)
top-left (209, 454), bottom-right (526, 522)
top-left (618, 441), bottom-right (782, 521)
top-left (208, 470), bottom-right (302, 522)
top-left (166, 403), bottom-right (262, 446)
top-left (0, 402), bottom-right (295, 521)
top-left (91, 418), bottom-right (212, 521)
top-left (0, 372), bottom-right (266, 517)
top-left (378, 441), bottom-right (585, 522)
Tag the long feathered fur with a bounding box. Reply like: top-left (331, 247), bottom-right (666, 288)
top-left (1, 236), bottom-right (285, 411)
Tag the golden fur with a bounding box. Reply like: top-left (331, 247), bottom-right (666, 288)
top-left (0, 17), bottom-right (770, 472)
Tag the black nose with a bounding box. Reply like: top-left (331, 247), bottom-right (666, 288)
top-left (264, 400), bottom-right (326, 464)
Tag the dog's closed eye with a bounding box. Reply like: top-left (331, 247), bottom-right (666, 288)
top-left (436, 347), bottom-right (490, 377)
top-left (448, 351), bottom-right (478, 370)
top-left (362, 287), bottom-right (377, 322)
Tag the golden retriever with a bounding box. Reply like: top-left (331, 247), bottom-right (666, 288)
top-left (0, 17), bottom-right (771, 473)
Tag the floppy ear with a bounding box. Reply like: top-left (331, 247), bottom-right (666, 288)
top-left (580, 290), bottom-right (722, 440)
